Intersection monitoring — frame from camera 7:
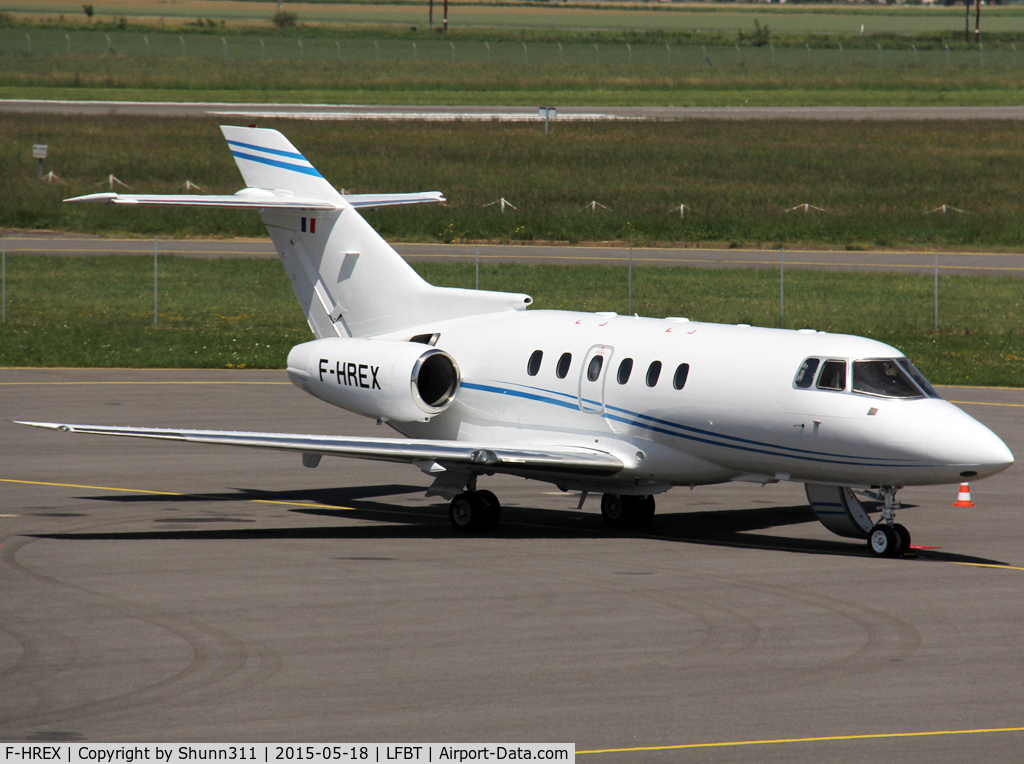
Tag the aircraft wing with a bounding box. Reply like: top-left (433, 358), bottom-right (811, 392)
top-left (16, 422), bottom-right (624, 477)
top-left (65, 191), bottom-right (444, 211)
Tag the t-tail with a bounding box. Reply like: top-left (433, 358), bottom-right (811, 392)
top-left (67, 126), bottom-right (532, 339)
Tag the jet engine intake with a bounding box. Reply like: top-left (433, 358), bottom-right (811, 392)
top-left (286, 337), bottom-right (460, 422)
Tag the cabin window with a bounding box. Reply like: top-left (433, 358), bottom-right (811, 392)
top-left (556, 352), bottom-right (572, 379)
top-left (617, 358), bottom-right (633, 385)
top-left (853, 359), bottom-right (924, 399)
top-left (896, 357), bottom-right (941, 399)
top-left (673, 363), bottom-right (690, 390)
top-left (817, 360), bottom-right (847, 391)
top-left (587, 355), bottom-right (604, 382)
top-left (794, 358), bottom-right (820, 389)
top-left (646, 361), bottom-right (663, 388)
top-left (527, 350), bottom-right (543, 377)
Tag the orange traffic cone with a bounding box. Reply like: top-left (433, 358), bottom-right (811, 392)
top-left (953, 483), bottom-right (975, 507)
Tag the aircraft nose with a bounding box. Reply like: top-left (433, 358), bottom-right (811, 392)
top-left (928, 410), bottom-right (1015, 479)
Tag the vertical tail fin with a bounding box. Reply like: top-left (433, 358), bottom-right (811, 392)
top-left (221, 126), bottom-right (531, 339)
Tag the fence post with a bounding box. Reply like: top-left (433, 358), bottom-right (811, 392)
top-left (770, 43), bottom-right (775, 65)
top-left (806, 43), bottom-right (811, 65)
top-left (558, 42), bottom-right (563, 64)
top-left (25, 32), bottom-right (31, 55)
top-left (979, 42), bottom-right (984, 68)
top-left (450, 42), bottom-right (455, 61)
top-left (839, 43), bottom-right (843, 67)
top-left (666, 43), bottom-right (671, 65)
top-left (486, 42), bottom-right (490, 63)
top-left (145, 35), bottom-right (150, 57)
top-left (180, 35), bottom-right (185, 58)
top-left (628, 244), bottom-right (633, 316)
top-left (736, 44), bottom-right (741, 65)
top-left (106, 34), bottom-right (112, 55)
top-left (223, 37), bottom-right (228, 60)
top-left (627, 43), bottom-right (632, 65)
top-left (877, 43), bottom-right (882, 68)
top-left (945, 42), bottom-right (949, 66)
top-left (934, 251), bottom-right (939, 332)
top-left (413, 42), bottom-right (417, 62)
top-left (476, 245), bottom-right (479, 290)
top-left (2, 234), bottom-right (6, 324)
top-left (66, 33), bottom-right (71, 56)
top-left (298, 39), bottom-right (303, 60)
top-left (594, 43), bottom-right (599, 65)
top-left (261, 38), bottom-right (265, 60)
top-left (778, 246), bottom-right (786, 323)
top-left (154, 239), bottom-right (159, 327)
top-left (911, 44), bottom-right (917, 66)
top-left (523, 42), bottom-right (528, 64)
top-left (374, 40), bottom-right (379, 60)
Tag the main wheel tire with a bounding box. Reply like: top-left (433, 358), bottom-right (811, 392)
top-left (450, 492), bottom-right (485, 532)
top-left (893, 523), bottom-right (912, 555)
top-left (476, 490), bottom-right (501, 532)
top-left (868, 524), bottom-right (899, 558)
top-left (634, 495), bottom-right (656, 527)
top-left (601, 493), bottom-right (628, 528)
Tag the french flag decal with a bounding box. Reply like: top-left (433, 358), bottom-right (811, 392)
top-left (301, 217), bottom-right (316, 234)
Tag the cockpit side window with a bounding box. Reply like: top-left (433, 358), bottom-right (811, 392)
top-left (817, 360), bottom-right (847, 391)
top-left (896, 357), bottom-right (941, 399)
top-left (794, 358), bottom-right (820, 389)
top-left (852, 359), bottom-right (924, 399)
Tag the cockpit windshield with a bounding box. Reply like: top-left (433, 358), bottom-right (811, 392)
top-left (896, 357), bottom-right (942, 399)
top-left (852, 359), bottom-right (924, 399)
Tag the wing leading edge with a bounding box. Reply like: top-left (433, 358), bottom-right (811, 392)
top-left (16, 421), bottom-right (624, 478)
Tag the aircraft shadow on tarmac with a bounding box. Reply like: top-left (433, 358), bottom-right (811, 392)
top-left (39, 485), bottom-right (1008, 567)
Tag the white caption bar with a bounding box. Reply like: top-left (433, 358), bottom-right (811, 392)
top-left (2, 745), bottom-right (574, 764)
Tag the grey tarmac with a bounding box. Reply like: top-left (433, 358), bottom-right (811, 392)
top-left (6, 234), bottom-right (1024, 277)
top-left (1, 367), bottom-right (1022, 760)
top-left (6, 100), bottom-right (1024, 122)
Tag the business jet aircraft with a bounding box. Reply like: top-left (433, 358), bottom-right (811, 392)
top-left (20, 126), bottom-right (1014, 558)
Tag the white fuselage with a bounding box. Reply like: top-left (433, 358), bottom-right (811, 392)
top-left (378, 309), bottom-right (1013, 492)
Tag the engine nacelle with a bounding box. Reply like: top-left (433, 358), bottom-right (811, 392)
top-left (286, 337), bottom-right (460, 422)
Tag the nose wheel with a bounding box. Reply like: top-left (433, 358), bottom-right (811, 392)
top-left (867, 487), bottom-right (911, 558)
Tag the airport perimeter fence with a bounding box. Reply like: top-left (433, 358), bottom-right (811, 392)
top-left (1, 235), bottom-right (1017, 343)
top-left (1, 28), bottom-right (1018, 69)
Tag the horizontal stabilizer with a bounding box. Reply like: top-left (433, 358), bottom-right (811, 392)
top-left (343, 192), bottom-right (445, 209)
top-left (17, 422), bottom-right (624, 477)
top-left (65, 192), bottom-right (339, 211)
top-left (65, 191), bottom-right (445, 211)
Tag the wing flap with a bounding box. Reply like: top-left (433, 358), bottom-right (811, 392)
top-left (17, 422), bottom-right (624, 477)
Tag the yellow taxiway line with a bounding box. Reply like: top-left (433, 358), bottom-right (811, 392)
top-left (577, 725), bottom-right (1024, 755)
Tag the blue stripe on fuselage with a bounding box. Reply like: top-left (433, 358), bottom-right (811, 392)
top-left (459, 380), bottom-right (924, 469)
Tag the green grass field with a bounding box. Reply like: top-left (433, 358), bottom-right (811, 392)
top-left (0, 256), bottom-right (1020, 387)
top-left (4, 114), bottom-right (1024, 251)
top-left (9, 0), bottom-right (1024, 36)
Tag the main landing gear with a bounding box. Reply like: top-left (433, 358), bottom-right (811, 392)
top-left (866, 486), bottom-right (911, 559)
top-left (448, 485), bottom-right (657, 533)
top-left (600, 493), bottom-right (656, 529)
top-left (449, 489), bottom-right (501, 533)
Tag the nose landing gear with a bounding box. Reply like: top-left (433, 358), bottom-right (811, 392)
top-left (866, 486), bottom-right (911, 558)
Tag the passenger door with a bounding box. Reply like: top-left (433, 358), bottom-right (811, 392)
top-left (578, 345), bottom-right (613, 414)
